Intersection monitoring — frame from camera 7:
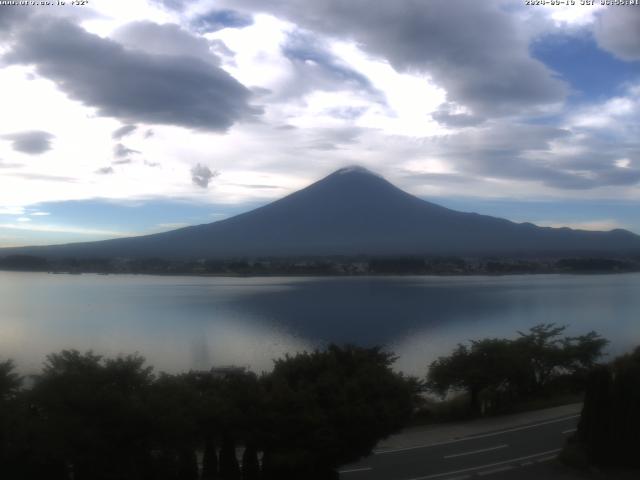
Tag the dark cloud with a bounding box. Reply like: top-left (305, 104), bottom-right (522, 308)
top-left (112, 21), bottom-right (220, 65)
top-left (4, 16), bottom-right (261, 132)
top-left (594, 7), bottom-right (640, 61)
top-left (0, 8), bottom-right (30, 33)
top-left (228, 0), bottom-right (567, 117)
top-left (432, 105), bottom-right (485, 127)
top-left (280, 31), bottom-right (384, 102)
top-left (191, 9), bottom-right (254, 33)
top-left (112, 124), bottom-right (137, 139)
top-left (113, 143), bottom-right (140, 158)
top-left (1, 130), bottom-right (54, 155)
top-left (191, 164), bottom-right (219, 188)
top-left (308, 127), bottom-right (365, 150)
top-left (144, 129), bottom-right (154, 139)
top-left (422, 122), bottom-right (640, 190)
top-left (401, 172), bottom-right (475, 186)
top-left (96, 166), bottom-right (114, 175)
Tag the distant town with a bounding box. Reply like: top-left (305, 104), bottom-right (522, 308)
top-left (1, 254), bottom-right (639, 276)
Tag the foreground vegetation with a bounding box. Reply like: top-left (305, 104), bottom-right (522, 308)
top-left (564, 346), bottom-right (640, 469)
top-left (426, 324), bottom-right (608, 417)
top-left (0, 346), bottom-right (418, 480)
top-left (2, 325), bottom-right (634, 479)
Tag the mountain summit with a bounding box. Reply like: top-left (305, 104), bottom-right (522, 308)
top-left (4, 167), bottom-right (640, 259)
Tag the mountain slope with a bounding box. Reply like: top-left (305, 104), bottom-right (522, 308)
top-left (3, 166), bottom-right (640, 259)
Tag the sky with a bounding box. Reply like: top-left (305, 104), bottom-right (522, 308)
top-left (0, 0), bottom-right (639, 247)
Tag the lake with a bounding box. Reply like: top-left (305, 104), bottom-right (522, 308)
top-left (1, 271), bottom-right (638, 376)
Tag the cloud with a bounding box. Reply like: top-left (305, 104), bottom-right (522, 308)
top-left (150, 0), bottom-right (187, 12)
top-left (157, 222), bottom-right (190, 229)
top-left (113, 159), bottom-right (133, 165)
top-left (232, 184), bottom-right (281, 190)
top-left (420, 121), bottom-right (640, 190)
top-left (280, 30), bottom-right (384, 101)
top-left (191, 164), bottom-right (219, 188)
top-left (536, 219), bottom-right (624, 232)
top-left (227, 0), bottom-right (567, 117)
top-left (209, 39), bottom-right (236, 60)
top-left (6, 173), bottom-right (77, 182)
top-left (1, 130), bottom-right (54, 155)
top-left (112, 124), bottom-right (137, 139)
top-left (594, 7), bottom-right (640, 61)
top-left (113, 143), bottom-right (140, 158)
top-left (324, 106), bottom-right (369, 120)
top-left (0, 207), bottom-right (25, 215)
top-left (432, 104), bottom-right (485, 127)
top-left (96, 166), bottom-right (114, 175)
top-left (0, 8), bottom-right (30, 33)
top-left (0, 222), bottom-right (135, 237)
top-left (0, 159), bottom-right (22, 169)
top-left (112, 21), bottom-right (221, 65)
top-left (306, 126), bottom-right (365, 151)
top-left (191, 9), bottom-right (254, 33)
top-left (4, 16), bottom-right (261, 132)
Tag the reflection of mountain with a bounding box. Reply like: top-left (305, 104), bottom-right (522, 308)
top-left (220, 277), bottom-right (508, 346)
top-left (5, 166), bottom-right (640, 258)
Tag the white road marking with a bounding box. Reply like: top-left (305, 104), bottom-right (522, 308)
top-left (404, 448), bottom-right (562, 480)
top-left (443, 444), bottom-right (508, 459)
top-left (339, 467), bottom-right (373, 474)
top-left (375, 415), bottom-right (579, 455)
top-left (478, 465), bottom-right (514, 476)
top-left (535, 455), bottom-right (557, 463)
top-left (562, 428), bottom-right (577, 434)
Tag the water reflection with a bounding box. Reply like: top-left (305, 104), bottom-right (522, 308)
top-left (1, 272), bottom-right (638, 376)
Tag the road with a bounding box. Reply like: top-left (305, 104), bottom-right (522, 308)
top-left (339, 409), bottom-right (580, 480)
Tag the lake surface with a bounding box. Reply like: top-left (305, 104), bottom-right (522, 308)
top-left (1, 272), bottom-right (639, 376)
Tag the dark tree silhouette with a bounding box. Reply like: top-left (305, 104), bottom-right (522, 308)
top-left (577, 347), bottom-right (640, 467)
top-left (260, 345), bottom-right (419, 479)
top-left (427, 325), bottom-right (609, 415)
top-left (0, 346), bottom-right (419, 480)
top-left (29, 350), bottom-right (155, 480)
top-left (0, 359), bottom-right (23, 478)
top-left (241, 443), bottom-right (260, 480)
top-left (428, 338), bottom-right (518, 415)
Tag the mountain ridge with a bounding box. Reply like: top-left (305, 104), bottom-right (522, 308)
top-left (2, 167), bottom-right (640, 259)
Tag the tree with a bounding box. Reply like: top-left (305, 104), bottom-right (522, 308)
top-left (427, 339), bottom-right (520, 415)
top-left (0, 359), bottom-right (21, 400)
top-left (576, 347), bottom-right (640, 467)
top-left (261, 345), bottom-right (419, 479)
top-left (427, 325), bottom-right (609, 416)
top-left (0, 359), bottom-right (23, 478)
top-left (514, 323), bottom-right (569, 393)
top-left (30, 350), bottom-right (155, 480)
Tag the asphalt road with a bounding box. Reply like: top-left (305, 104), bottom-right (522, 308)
top-left (339, 413), bottom-right (579, 480)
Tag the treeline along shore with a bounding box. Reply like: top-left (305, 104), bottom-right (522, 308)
top-left (1, 325), bottom-right (638, 479)
top-left (1, 254), bottom-right (639, 276)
